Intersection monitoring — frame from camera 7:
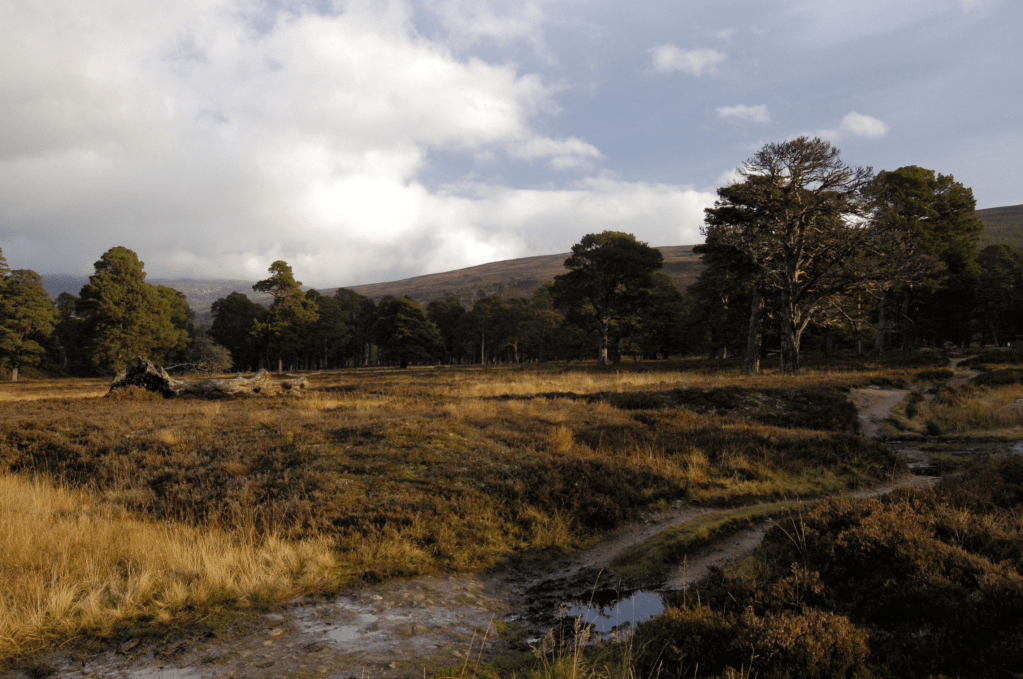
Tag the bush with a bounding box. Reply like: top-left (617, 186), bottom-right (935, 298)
top-left (736, 609), bottom-right (873, 679)
top-left (971, 369), bottom-right (1023, 387)
top-left (913, 368), bottom-right (954, 383)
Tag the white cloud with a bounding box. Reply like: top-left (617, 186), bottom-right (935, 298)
top-left (507, 136), bottom-right (603, 170)
top-left (650, 45), bottom-right (726, 77)
top-left (716, 104), bottom-right (771, 124)
top-left (811, 112), bottom-right (889, 142)
top-left (0, 0), bottom-right (720, 287)
top-left (839, 112), bottom-right (889, 138)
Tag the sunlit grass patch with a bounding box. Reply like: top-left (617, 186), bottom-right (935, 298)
top-left (0, 473), bottom-right (337, 665)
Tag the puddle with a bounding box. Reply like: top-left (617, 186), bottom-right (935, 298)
top-left (561, 590), bottom-right (665, 634)
top-left (1012, 442), bottom-right (1023, 455)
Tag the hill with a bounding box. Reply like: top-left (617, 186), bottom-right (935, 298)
top-left (40, 276), bottom-right (272, 327)
top-left (977, 203), bottom-right (1023, 249)
top-left (331, 245), bottom-right (703, 306)
top-left (38, 204), bottom-right (1022, 317)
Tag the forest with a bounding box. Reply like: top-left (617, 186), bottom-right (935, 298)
top-left (2, 138), bottom-right (1022, 381)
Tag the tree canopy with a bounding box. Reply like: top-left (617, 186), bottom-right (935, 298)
top-left (553, 231), bottom-right (663, 365)
top-left (75, 247), bottom-right (191, 373)
top-left (704, 137), bottom-right (875, 373)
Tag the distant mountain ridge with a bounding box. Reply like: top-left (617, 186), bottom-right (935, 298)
top-left (329, 244), bottom-right (703, 307)
top-left (977, 204), bottom-right (1023, 249)
top-left (39, 203), bottom-right (1023, 318)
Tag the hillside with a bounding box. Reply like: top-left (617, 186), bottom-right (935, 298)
top-left (331, 245), bottom-right (703, 306)
top-left (977, 203), bottom-right (1023, 249)
top-left (39, 204), bottom-right (1022, 316)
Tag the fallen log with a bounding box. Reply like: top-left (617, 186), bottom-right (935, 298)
top-left (109, 357), bottom-right (307, 398)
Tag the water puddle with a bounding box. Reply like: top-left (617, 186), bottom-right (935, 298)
top-left (561, 590), bottom-right (665, 634)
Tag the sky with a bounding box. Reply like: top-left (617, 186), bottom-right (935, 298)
top-left (1, 0), bottom-right (1020, 287)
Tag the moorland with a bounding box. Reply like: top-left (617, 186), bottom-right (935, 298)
top-left (2, 349), bottom-right (1023, 679)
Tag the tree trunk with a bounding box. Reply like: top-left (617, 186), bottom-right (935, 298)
top-left (598, 317), bottom-right (609, 365)
top-left (743, 289), bottom-right (763, 374)
top-left (277, 358), bottom-right (283, 374)
top-left (10, 365), bottom-right (18, 382)
top-left (873, 289), bottom-right (888, 355)
top-left (779, 293), bottom-right (800, 373)
top-left (480, 331), bottom-right (486, 365)
top-left (900, 289), bottom-right (914, 353)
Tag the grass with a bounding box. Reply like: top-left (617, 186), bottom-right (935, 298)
top-left (0, 359), bottom-right (904, 666)
top-left (611, 500), bottom-right (811, 583)
top-left (889, 382), bottom-right (1023, 437)
top-left (0, 377), bottom-right (108, 402)
top-left (0, 473), bottom-right (337, 664)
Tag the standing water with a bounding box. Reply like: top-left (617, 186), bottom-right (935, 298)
top-left (561, 590), bottom-right (665, 634)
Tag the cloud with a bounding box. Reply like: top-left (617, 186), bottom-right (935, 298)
top-left (811, 112), bottom-right (889, 142)
top-left (507, 136), bottom-right (603, 170)
top-left (0, 0), bottom-right (718, 287)
top-left (650, 45), bottom-right (726, 77)
top-left (716, 104), bottom-right (771, 124)
top-left (422, 0), bottom-right (547, 49)
top-left (839, 112), bottom-right (889, 138)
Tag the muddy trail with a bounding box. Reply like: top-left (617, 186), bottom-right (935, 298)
top-left (18, 386), bottom-right (952, 679)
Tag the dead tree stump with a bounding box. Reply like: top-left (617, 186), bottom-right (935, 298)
top-left (109, 357), bottom-right (307, 398)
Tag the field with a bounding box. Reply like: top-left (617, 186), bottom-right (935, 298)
top-left (0, 355), bottom-right (1019, 678)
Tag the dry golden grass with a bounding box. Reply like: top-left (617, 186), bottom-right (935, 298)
top-left (0, 378), bottom-right (108, 402)
top-left (928, 384), bottom-right (1023, 436)
top-left (0, 473), bottom-right (337, 663)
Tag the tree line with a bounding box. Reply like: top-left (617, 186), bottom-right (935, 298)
top-left (2, 136), bottom-right (1022, 379)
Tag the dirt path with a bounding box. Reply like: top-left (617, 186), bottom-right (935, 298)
top-left (848, 386), bottom-right (910, 438)
top-left (32, 387), bottom-right (927, 679)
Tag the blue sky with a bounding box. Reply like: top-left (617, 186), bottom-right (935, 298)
top-left (1, 0), bottom-right (1019, 287)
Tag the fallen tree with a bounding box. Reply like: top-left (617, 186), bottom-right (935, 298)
top-left (109, 357), bottom-right (307, 398)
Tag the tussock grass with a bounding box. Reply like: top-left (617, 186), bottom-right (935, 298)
top-left (893, 383), bottom-right (1023, 437)
top-left (0, 473), bottom-right (337, 663)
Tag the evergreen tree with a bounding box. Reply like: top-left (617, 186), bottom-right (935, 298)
top-left (553, 231), bottom-right (664, 365)
top-left (427, 296), bottom-right (468, 364)
top-left (305, 289), bottom-right (351, 369)
top-left (335, 288), bottom-right (377, 367)
top-left (75, 247), bottom-right (187, 373)
top-left (0, 268), bottom-right (57, 381)
top-left (251, 261), bottom-right (318, 372)
top-left (374, 296), bottom-right (441, 368)
top-left (210, 292), bottom-right (267, 371)
top-left (704, 138), bottom-right (874, 373)
top-left (867, 166), bottom-right (983, 351)
top-left (976, 244), bottom-right (1023, 346)
top-left (52, 292), bottom-right (88, 373)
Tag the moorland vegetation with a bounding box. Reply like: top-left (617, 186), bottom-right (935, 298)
top-left (2, 138), bottom-right (1023, 677)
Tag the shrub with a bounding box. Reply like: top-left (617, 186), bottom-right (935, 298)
top-left (736, 609), bottom-right (873, 679)
top-left (971, 369), bottom-right (1023, 387)
top-left (913, 368), bottom-right (954, 383)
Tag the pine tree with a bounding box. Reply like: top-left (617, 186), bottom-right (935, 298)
top-left (251, 261), bottom-right (318, 372)
top-left (210, 292), bottom-right (268, 371)
top-left (0, 268), bottom-right (57, 381)
top-left (75, 247), bottom-right (187, 373)
top-left (552, 231), bottom-right (663, 365)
